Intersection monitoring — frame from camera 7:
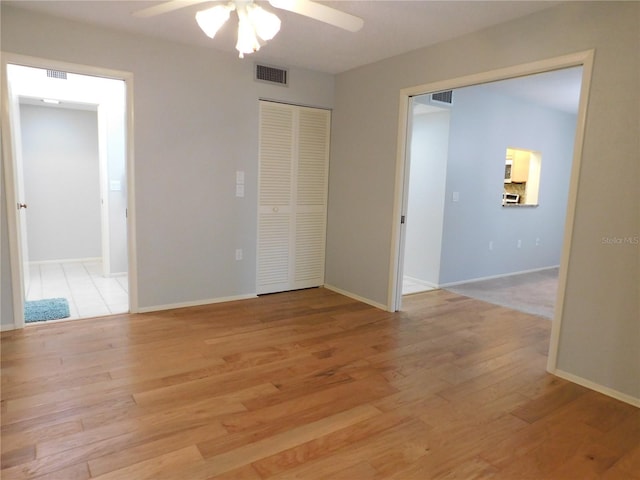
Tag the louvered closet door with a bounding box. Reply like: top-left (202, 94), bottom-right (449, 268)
top-left (257, 101), bottom-right (330, 295)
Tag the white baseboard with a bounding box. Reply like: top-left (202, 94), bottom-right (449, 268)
top-left (403, 275), bottom-right (438, 289)
top-left (550, 368), bottom-right (640, 408)
top-left (323, 284), bottom-right (389, 311)
top-left (29, 257), bottom-right (102, 266)
top-left (137, 293), bottom-right (258, 313)
top-left (1, 323), bottom-right (17, 332)
top-left (440, 265), bottom-right (560, 288)
top-left (104, 272), bottom-right (128, 278)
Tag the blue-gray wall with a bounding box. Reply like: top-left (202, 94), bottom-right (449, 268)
top-left (21, 104), bottom-right (102, 262)
top-left (439, 86), bottom-right (577, 284)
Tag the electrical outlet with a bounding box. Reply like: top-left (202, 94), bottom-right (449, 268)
top-left (517, 239), bottom-right (522, 248)
top-left (536, 237), bottom-right (541, 246)
top-left (235, 249), bottom-right (243, 261)
top-left (489, 241), bottom-right (494, 251)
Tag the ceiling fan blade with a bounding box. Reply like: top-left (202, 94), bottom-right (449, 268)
top-left (132, 0), bottom-right (211, 18)
top-left (268, 0), bottom-right (363, 32)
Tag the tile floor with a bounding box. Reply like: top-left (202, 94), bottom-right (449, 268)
top-left (26, 260), bottom-right (129, 321)
top-left (402, 276), bottom-right (436, 295)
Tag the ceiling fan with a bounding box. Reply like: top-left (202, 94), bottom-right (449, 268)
top-left (133, 0), bottom-right (364, 58)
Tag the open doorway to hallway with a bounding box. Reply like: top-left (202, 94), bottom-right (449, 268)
top-left (6, 63), bottom-right (129, 323)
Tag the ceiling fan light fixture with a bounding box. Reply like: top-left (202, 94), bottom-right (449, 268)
top-left (195, 4), bottom-right (233, 39)
top-left (235, 8), bottom-right (261, 58)
top-left (247, 4), bottom-right (281, 41)
top-left (195, 1), bottom-right (280, 58)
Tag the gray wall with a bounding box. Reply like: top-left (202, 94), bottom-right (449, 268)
top-left (104, 90), bottom-right (128, 274)
top-left (326, 2), bottom-right (639, 400)
top-left (20, 104), bottom-right (102, 262)
top-left (438, 86), bottom-right (576, 284)
top-left (1, 5), bottom-right (334, 314)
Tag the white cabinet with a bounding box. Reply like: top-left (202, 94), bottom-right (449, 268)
top-left (257, 101), bottom-right (330, 294)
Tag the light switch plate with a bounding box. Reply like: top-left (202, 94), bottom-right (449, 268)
top-left (236, 184), bottom-right (245, 197)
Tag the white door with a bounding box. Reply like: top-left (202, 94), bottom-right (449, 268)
top-left (6, 69), bottom-right (31, 303)
top-left (257, 101), bottom-right (330, 295)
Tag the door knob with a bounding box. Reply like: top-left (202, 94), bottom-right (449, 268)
top-left (17, 203), bottom-right (28, 209)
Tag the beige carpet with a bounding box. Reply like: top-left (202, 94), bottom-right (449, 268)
top-left (445, 268), bottom-right (559, 319)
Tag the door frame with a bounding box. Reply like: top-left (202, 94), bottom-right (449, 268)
top-left (387, 50), bottom-right (595, 373)
top-left (1, 52), bottom-right (139, 328)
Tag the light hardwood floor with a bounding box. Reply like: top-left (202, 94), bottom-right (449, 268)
top-left (1, 288), bottom-right (638, 479)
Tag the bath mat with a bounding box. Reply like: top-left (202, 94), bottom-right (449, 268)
top-left (24, 298), bottom-right (70, 323)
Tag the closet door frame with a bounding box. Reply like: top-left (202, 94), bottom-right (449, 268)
top-left (257, 100), bottom-right (330, 295)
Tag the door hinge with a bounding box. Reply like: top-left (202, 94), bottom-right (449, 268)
top-left (401, 215), bottom-right (406, 224)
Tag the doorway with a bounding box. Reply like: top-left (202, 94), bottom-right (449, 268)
top-left (389, 51), bottom-right (593, 334)
top-left (401, 101), bottom-right (450, 295)
top-left (1, 55), bottom-right (137, 327)
top-left (400, 66), bottom-right (583, 304)
top-left (389, 52), bottom-right (595, 372)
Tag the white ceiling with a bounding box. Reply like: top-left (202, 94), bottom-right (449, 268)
top-left (5, 1), bottom-right (562, 75)
top-left (413, 66), bottom-right (583, 115)
top-left (473, 67), bottom-right (583, 114)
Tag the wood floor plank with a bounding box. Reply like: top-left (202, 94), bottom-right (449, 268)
top-left (603, 444), bottom-right (640, 479)
top-left (0, 445), bottom-right (36, 469)
top-left (171, 404), bottom-right (382, 479)
top-left (251, 411), bottom-right (412, 477)
top-left (1, 420), bottom-right (83, 455)
top-left (510, 380), bottom-right (590, 423)
top-left (316, 460), bottom-right (379, 479)
top-left (2, 287), bottom-right (637, 479)
top-left (201, 379), bottom-right (394, 457)
top-left (266, 417), bottom-right (431, 479)
top-left (30, 462), bottom-right (91, 480)
top-left (90, 445), bottom-right (203, 480)
top-left (35, 396), bottom-right (230, 459)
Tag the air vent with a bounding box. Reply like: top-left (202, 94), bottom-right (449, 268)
top-left (431, 90), bottom-right (453, 105)
top-left (46, 69), bottom-right (67, 80)
top-left (256, 64), bottom-right (288, 86)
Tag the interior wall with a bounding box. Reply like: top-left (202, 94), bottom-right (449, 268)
top-left (0, 5), bottom-right (334, 313)
top-left (438, 86), bottom-right (576, 285)
top-left (20, 104), bottom-right (101, 262)
top-left (327, 1), bottom-right (639, 400)
top-left (102, 84), bottom-right (127, 274)
top-left (1, 155), bottom-right (15, 329)
top-left (403, 109), bottom-right (449, 286)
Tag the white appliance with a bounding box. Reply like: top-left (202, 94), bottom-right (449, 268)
top-left (504, 159), bottom-right (513, 183)
top-left (502, 192), bottom-right (519, 205)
